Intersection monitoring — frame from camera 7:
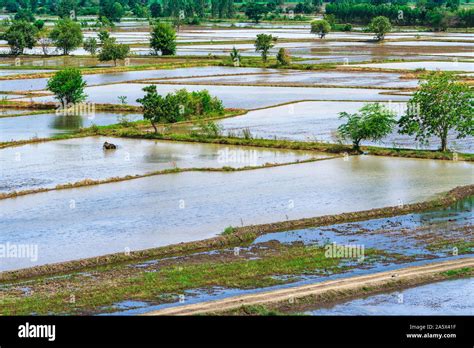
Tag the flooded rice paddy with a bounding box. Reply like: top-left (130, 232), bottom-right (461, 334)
top-left (354, 61), bottom-right (474, 72)
top-left (0, 136), bottom-right (321, 193)
top-left (304, 278), bottom-right (473, 315)
top-left (160, 70), bottom-right (418, 88)
top-left (0, 155), bottom-right (471, 271)
top-left (29, 84), bottom-right (410, 108)
top-left (217, 101), bottom-right (474, 153)
top-left (2, 66), bottom-right (276, 92)
top-left (0, 112), bottom-right (142, 142)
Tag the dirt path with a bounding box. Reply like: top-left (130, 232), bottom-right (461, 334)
top-left (143, 258), bottom-right (474, 316)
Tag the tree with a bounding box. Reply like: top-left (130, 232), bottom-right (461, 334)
top-left (150, 1), bottom-right (162, 18)
top-left (99, 0), bottom-right (125, 22)
top-left (276, 48), bottom-right (291, 66)
top-left (57, 0), bottom-right (77, 19)
top-left (136, 85), bottom-right (181, 133)
top-left (137, 85), bottom-right (223, 133)
top-left (98, 38), bottom-right (130, 66)
top-left (255, 34), bottom-right (276, 63)
top-left (369, 16), bottom-right (391, 41)
top-left (49, 18), bottom-right (83, 55)
top-left (338, 103), bottom-right (396, 152)
top-left (38, 28), bottom-right (53, 56)
top-left (245, 3), bottom-right (268, 23)
top-left (311, 19), bottom-right (331, 39)
top-left (47, 68), bottom-right (87, 105)
top-left (83, 37), bottom-right (98, 56)
top-left (230, 46), bottom-right (241, 65)
top-left (398, 72), bottom-right (473, 152)
top-left (3, 20), bottom-right (38, 55)
top-left (98, 29), bottom-right (110, 45)
top-left (150, 22), bottom-right (176, 55)
top-left (14, 8), bottom-right (35, 22)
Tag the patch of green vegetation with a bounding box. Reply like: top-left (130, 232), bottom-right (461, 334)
top-left (441, 267), bottom-right (473, 278)
top-left (427, 241), bottom-right (474, 254)
top-left (0, 245), bottom-right (386, 315)
top-left (222, 226), bottom-right (236, 235)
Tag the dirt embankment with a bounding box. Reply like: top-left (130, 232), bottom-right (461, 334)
top-left (143, 258), bottom-right (474, 316)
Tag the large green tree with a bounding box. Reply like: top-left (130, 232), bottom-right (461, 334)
top-left (49, 18), bottom-right (83, 55)
top-left (47, 68), bottom-right (87, 105)
top-left (98, 38), bottom-right (130, 66)
top-left (150, 22), bottom-right (176, 55)
top-left (311, 19), bottom-right (331, 39)
top-left (255, 33), bottom-right (276, 63)
top-left (369, 16), bottom-right (392, 41)
top-left (99, 0), bottom-right (125, 22)
top-left (398, 72), bottom-right (473, 152)
top-left (338, 103), bottom-right (397, 152)
top-left (3, 20), bottom-right (38, 55)
top-left (245, 2), bottom-right (268, 23)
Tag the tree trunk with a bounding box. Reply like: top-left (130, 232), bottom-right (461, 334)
top-left (441, 135), bottom-right (448, 152)
top-left (151, 121), bottom-right (158, 133)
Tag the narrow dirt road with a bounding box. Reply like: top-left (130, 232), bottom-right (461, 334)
top-left (143, 258), bottom-right (474, 316)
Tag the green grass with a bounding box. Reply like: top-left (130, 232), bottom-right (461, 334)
top-left (0, 246), bottom-right (388, 315)
top-left (441, 267), bottom-right (473, 278)
top-left (426, 241), bottom-right (474, 254)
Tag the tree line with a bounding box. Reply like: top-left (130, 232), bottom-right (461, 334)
top-left (326, 0), bottom-right (474, 29)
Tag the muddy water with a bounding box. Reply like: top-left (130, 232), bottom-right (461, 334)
top-left (2, 67), bottom-right (275, 91)
top-left (255, 196), bottom-right (473, 257)
top-left (354, 61), bottom-right (474, 72)
top-left (0, 136), bottom-right (320, 193)
top-left (0, 156), bottom-right (471, 271)
top-left (162, 71), bottom-right (418, 88)
top-left (0, 69), bottom-right (53, 77)
top-left (0, 112), bottom-right (142, 142)
top-left (30, 84), bottom-right (409, 108)
top-left (217, 101), bottom-right (474, 153)
top-left (304, 278), bottom-right (473, 315)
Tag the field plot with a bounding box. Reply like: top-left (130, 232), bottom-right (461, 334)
top-left (0, 136), bottom-right (322, 193)
top-left (0, 111), bottom-right (142, 142)
top-left (27, 84), bottom-right (410, 108)
top-left (0, 156), bottom-right (471, 271)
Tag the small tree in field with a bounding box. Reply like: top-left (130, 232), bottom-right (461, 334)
top-left (276, 48), bottom-right (291, 66)
top-left (150, 22), bottom-right (176, 55)
top-left (398, 72), bottom-right (473, 152)
top-left (311, 19), bottom-right (331, 39)
top-left (49, 18), bottom-right (83, 55)
top-left (369, 16), bottom-right (391, 41)
top-left (83, 37), bottom-right (98, 56)
top-left (4, 20), bottom-right (38, 55)
top-left (136, 85), bottom-right (165, 133)
top-left (47, 68), bottom-right (87, 105)
top-left (98, 38), bottom-right (130, 66)
top-left (338, 103), bottom-right (396, 152)
top-left (230, 47), bottom-right (241, 65)
top-left (255, 34), bottom-right (276, 64)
